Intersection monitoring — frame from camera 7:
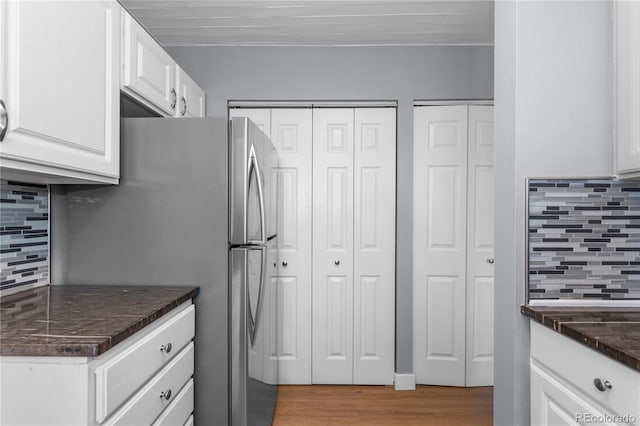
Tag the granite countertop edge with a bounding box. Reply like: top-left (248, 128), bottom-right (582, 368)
top-left (0, 285), bottom-right (200, 358)
top-left (521, 305), bottom-right (640, 373)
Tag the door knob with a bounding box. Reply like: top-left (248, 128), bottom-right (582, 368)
top-left (282, 261), bottom-right (288, 267)
top-left (487, 258), bottom-right (494, 264)
top-left (334, 260), bottom-right (340, 266)
top-left (593, 378), bottom-right (612, 392)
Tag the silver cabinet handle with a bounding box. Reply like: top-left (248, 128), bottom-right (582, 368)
top-left (335, 260), bottom-right (340, 266)
top-left (593, 378), bottom-right (612, 392)
top-left (170, 88), bottom-right (177, 109)
top-left (0, 100), bottom-right (7, 142)
top-left (160, 389), bottom-right (172, 400)
top-left (160, 343), bottom-right (172, 353)
top-left (487, 258), bottom-right (494, 264)
top-left (180, 96), bottom-right (187, 116)
top-left (282, 261), bottom-right (288, 267)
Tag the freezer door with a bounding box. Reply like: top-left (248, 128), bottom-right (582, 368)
top-left (230, 117), bottom-right (273, 246)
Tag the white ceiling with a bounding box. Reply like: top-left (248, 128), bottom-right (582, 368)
top-left (120, 1), bottom-right (494, 47)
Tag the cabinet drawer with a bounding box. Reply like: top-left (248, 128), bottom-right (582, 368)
top-left (531, 322), bottom-right (640, 420)
top-left (531, 361), bottom-right (610, 426)
top-left (153, 379), bottom-right (194, 426)
top-left (103, 343), bottom-right (194, 426)
top-left (95, 304), bottom-right (195, 422)
top-left (184, 415), bottom-right (194, 426)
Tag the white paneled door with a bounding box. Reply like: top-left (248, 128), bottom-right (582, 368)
top-left (312, 109), bottom-right (355, 384)
top-left (271, 109), bottom-right (313, 384)
top-left (413, 105), bottom-right (468, 387)
top-left (230, 108), bottom-right (314, 384)
top-left (312, 108), bottom-right (395, 385)
top-left (353, 108), bottom-right (396, 385)
top-left (413, 104), bottom-right (494, 387)
top-left (465, 105), bottom-right (494, 386)
top-left (231, 106), bottom-right (395, 386)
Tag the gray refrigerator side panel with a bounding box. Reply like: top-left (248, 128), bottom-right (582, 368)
top-left (65, 118), bottom-right (230, 426)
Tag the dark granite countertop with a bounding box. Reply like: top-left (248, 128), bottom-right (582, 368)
top-left (0, 285), bottom-right (199, 357)
top-left (521, 305), bottom-right (640, 373)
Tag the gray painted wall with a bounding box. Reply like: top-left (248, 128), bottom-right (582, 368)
top-left (166, 45), bottom-right (494, 373)
top-left (494, 1), bottom-right (613, 425)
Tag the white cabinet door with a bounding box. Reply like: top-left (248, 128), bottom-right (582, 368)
top-left (413, 105), bottom-right (468, 387)
top-left (352, 108), bottom-right (395, 385)
top-left (312, 108), bottom-right (355, 384)
top-left (465, 105), bottom-right (494, 386)
top-left (122, 11), bottom-right (176, 117)
top-left (0, 0), bottom-right (120, 184)
top-left (271, 109), bottom-right (313, 384)
top-left (531, 362), bottom-right (609, 426)
top-left (615, 1), bottom-right (640, 176)
top-left (175, 66), bottom-right (205, 118)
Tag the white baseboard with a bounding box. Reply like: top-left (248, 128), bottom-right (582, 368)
top-left (394, 373), bottom-right (416, 391)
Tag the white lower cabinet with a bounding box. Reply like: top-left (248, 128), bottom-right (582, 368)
top-left (530, 322), bottom-right (640, 426)
top-left (0, 302), bottom-right (195, 426)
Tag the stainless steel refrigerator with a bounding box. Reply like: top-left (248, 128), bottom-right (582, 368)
top-left (63, 117), bottom-right (279, 426)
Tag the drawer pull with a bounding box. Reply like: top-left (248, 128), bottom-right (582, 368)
top-left (160, 343), bottom-right (173, 353)
top-left (593, 378), bottom-right (612, 392)
top-left (160, 389), bottom-right (172, 400)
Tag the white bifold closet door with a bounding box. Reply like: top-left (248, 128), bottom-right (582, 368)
top-left (229, 108), bottom-right (313, 384)
top-left (312, 108), bottom-right (396, 385)
top-left (413, 104), bottom-right (494, 387)
top-left (231, 106), bottom-right (395, 385)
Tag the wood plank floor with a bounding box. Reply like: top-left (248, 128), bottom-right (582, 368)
top-left (272, 385), bottom-right (493, 426)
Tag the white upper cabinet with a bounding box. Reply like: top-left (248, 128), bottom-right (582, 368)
top-left (122, 11), bottom-right (176, 117)
top-left (615, 1), bottom-right (640, 177)
top-left (0, 0), bottom-right (121, 184)
top-left (176, 66), bottom-right (205, 118)
top-left (122, 13), bottom-right (205, 118)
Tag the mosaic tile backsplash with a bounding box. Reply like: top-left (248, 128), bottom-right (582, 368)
top-left (0, 180), bottom-right (49, 294)
top-left (528, 179), bottom-right (640, 300)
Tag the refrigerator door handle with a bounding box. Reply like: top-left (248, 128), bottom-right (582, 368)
top-left (248, 246), bottom-right (267, 347)
top-left (247, 146), bottom-right (267, 245)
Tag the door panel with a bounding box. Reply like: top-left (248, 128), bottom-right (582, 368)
top-left (465, 105), bottom-right (494, 386)
top-left (413, 105), bottom-right (468, 386)
top-left (353, 108), bottom-right (395, 384)
top-left (312, 109), bottom-right (354, 384)
top-left (271, 109), bottom-right (313, 384)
